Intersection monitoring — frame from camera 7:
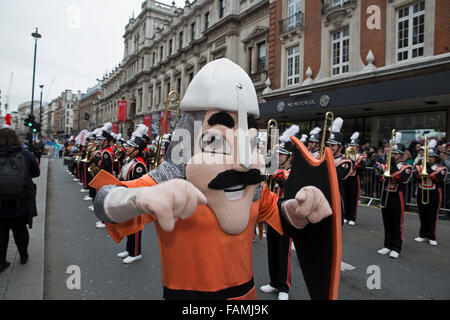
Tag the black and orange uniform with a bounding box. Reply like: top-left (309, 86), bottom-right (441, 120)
top-left (265, 168), bottom-right (293, 294)
top-left (100, 145), bottom-right (115, 175)
top-left (118, 156), bottom-right (148, 257)
top-left (344, 152), bottom-right (366, 223)
top-left (102, 175), bottom-right (283, 300)
top-left (334, 155), bottom-right (352, 223)
top-left (414, 163), bottom-right (448, 241)
top-left (379, 161), bottom-right (412, 253)
top-left (88, 146), bottom-right (102, 201)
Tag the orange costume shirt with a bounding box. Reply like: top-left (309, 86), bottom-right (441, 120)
top-left (105, 175), bottom-right (284, 300)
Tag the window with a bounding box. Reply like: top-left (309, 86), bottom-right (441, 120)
top-left (177, 77), bottom-right (181, 93)
top-left (257, 42), bottom-right (267, 72)
top-left (286, 46), bottom-right (300, 86)
top-left (160, 45), bottom-right (164, 61)
top-left (331, 26), bottom-right (350, 76)
top-left (204, 12), bottom-right (210, 30)
top-left (189, 72), bottom-right (194, 84)
top-left (152, 52), bottom-right (156, 65)
top-left (248, 47), bottom-right (253, 73)
top-left (396, 1), bottom-right (425, 62)
top-left (219, 0), bottom-right (226, 19)
top-left (150, 87), bottom-right (153, 107)
top-left (191, 22), bottom-right (196, 41)
top-left (169, 39), bottom-right (173, 56)
top-left (158, 86), bottom-right (161, 105)
top-left (287, 0), bottom-right (302, 30)
top-left (179, 31), bottom-right (184, 49)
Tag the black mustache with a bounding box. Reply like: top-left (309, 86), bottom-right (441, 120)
top-left (208, 169), bottom-right (264, 190)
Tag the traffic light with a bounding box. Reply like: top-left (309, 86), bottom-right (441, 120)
top-left (24, 114), bottom-right (35, 128)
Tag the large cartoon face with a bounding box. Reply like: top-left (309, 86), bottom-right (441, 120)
top-left (185, 110), bottom-right (264, 235)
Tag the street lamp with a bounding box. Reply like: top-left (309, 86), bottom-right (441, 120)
top-left (30, 27), bottom-right (42, 132)
top-left (39, 84), bottom-right (44, 137)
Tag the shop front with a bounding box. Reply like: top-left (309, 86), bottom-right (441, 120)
top-left (259, 68), bottom-right (450, 148)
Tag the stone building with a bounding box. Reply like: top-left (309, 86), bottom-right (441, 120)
top-left (96, 0), bottom-right (271, 139)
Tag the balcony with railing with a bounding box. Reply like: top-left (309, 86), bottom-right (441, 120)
top-left (279, 12), bottom-right (304, 38)
top-left (322, 0), bottom-right (358, 27)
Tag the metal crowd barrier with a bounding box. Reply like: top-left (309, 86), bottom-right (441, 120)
top-left (359, 167), bottom-right (449, 213)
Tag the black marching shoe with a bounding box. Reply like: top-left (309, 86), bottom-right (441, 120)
top-left (0, 261), bottom-right (11, 273)
top-left (20, 254), bottom-right (29, 265)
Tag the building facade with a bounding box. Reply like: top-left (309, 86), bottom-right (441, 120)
top-left (96, 0), bottom-right (271, 139)
top-left (75, 83), bottom-right (102, 132)
top-left (261, 0), bottom-right (450, 147)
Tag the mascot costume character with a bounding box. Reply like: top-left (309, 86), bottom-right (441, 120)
top-left (91, 58), bottom-right (341, 300)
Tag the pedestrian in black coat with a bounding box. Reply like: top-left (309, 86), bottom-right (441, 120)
top-left (0, 128), bottom-right (40, 273)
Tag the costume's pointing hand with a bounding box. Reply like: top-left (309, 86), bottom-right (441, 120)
top-left (283, 186), bottom-right (332, 229)
top-left (135, 179), bottom-right (207, 232)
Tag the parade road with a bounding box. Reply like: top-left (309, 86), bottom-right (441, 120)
top-left (44, 158), bottom-right (450, 300)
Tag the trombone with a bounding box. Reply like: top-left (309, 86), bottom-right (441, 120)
top-left (380, 129), bottom-right (396, 208)
top-left (263, 119), bottom-right (278, 189)
top-left (151, 91), bottom-right (181, 170)
top-left (319, 111), bottom-right (334, 159)
top-left (420, 137), bottom-right (430, 205)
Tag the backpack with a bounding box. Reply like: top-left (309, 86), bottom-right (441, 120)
top-left (0, 150), bottom-right (28, 207)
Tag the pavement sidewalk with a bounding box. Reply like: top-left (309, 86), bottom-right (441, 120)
top-left (0, 156), bottom-right (49, 300)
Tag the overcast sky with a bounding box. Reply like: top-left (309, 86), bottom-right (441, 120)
top-left (0, 0), bottom-right (186, 113)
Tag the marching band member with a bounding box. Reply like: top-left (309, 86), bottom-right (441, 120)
top-left (116, 125), bottom-right (149, 264)
top-left (113, 133), bottom-right (126, 177)
top-left (260, 125), bottom-right (298, 301)
top-left (94, 124), bottom-right (115, 228)
top-left (343, 132), bottom-right (366, 226)
top-left (414, 140), bottom-right (448, 246)
top-left (87, 128), bottom-right (103, 210)
top-left (307, 127), bottom-right (321, 158)
top-left (326, 118), bottom-right (352, 225)
top-left (92, 59), bottom-right (333, 300)
top-left (378, 132), bottom-right (412, 259)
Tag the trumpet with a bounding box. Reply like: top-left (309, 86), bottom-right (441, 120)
top-left (420, 137), bottom-right (430, 205)
top-left (114, 148), bottom-right (125, 163)
top-left (345, 146), bottom-right (357, 162)
top-left (383, 129), bottom-right (396, 179)
top-left (81, 143), bottom-right (94, 163)
top-left (319, 112), bottom-right (334, 159)
top-left (151, 91), bottom-right (181, 170)
top-left (380, 129), bottom-right (396, 208)
top-left (264, 119), bottom-right (278, 189)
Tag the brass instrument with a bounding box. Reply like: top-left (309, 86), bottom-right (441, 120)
top-left (383, 129), bottom-right (397, 179)
top-left (319, 112), bottom-right (334, 159)
top-left (380, 129), bottom-right (396, 208)
top-left (345, 146), bottom-right (357, 162)
top-left (151, 91), bottom-right (181, 170)
top-left (420, 137), bottom-right (430, 205)
top-left (114, 147), bottom-right (125, 163)
top-left (81, 143), bottom-right (94, 163)
top-left (263, 119), bottom-right (278, 189)
top-left (87, 144), bottom-right (100, 177)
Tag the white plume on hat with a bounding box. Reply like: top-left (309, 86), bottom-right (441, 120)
top-left (132, 124), bottom-right (149, 139)
top-left (350, 132), bottom-right (359, 140)
top-left (310, 127), bottom-right (321, 135)
top-left (280, 125), bottom-right (300, 143)
top-left (300, 134), bottom-right (308, 143)
top-left (102, 122), bottom-right (113, 134)
top-left (331, 117), bottom-right (343, 133)
top-left (392, 132), bottom-right (402, 144)
top-left (429, 139), bottom-right (437, 149)
top-left (116, 133), bottom-right (122, 141)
